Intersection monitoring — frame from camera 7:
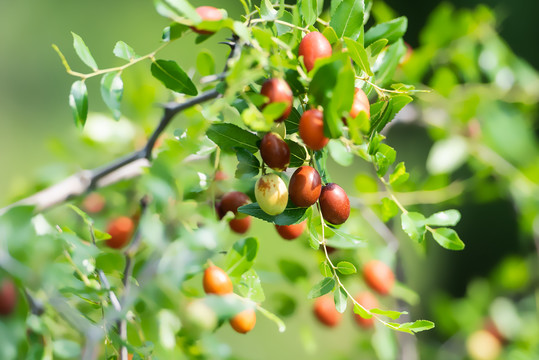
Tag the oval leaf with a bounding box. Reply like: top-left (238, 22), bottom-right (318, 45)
top-left (425, 210), bottom-right (461, 226)
top-left (206, 123), bottom-right (260, 154)
top-left (432, 228), bottom-right (465, 250)
top-left (307, 277), bottom-right (335, 299)
top-left (113, 41), bottom-right (138, 61)
top-left (69, 80), bottom-right (88, 128)
top-left (225, 237), bottom-right (259, 278)
top-left (100, 72), bottom-right (123, 120)
top-left (151, 59), bottom-right (198, 95)
top-left (334, 287), bottom-right (348, 313)
top-left (72, 32), bottom-right (98, 71)
top-left (330, 0), bottom-right (364, 40)
top-left (364, 16), bottom-right (408, 47)
top-left (401, 212), bottom-right (426, 243)
top-left (238, 201), bottom-right (309, 226)
top-left (336, 261), bottom-right (357, 275)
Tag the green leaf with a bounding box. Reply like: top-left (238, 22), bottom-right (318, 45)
top-left (196, 50), bottom-right (215, 77)
top-left (344, 37), bottom-right (373, 76)
top-left (425, 210), bottom-right (461, 227)
top-left (301, 0), bottom-right (319, 26)
top-left (162, 23), bottom-right (189, 42)
top-left (285, 70), bottom-right (305, 96)
top-left (275, 11), bottom-right (294, 36)
top-left (307, 277), bottom-right (335, 299)
top-left (238, 201), bottom-right (309, 226)
top-left (260, 0), bottom-right (278, 20)
top-left (374, 143), bottom-right (396, 177)
top-left (330, 0), bottom-right (364, 40)
top-left (386, 320), bottom-right (435, 334)
top-left (69, 80), bottom-right (88, 128)
top-left (151, 59), bottom-right (198, 95)
top-left (160, 0), bottom-right (201, 22)
top-left (326, 228), bottom-right (365, 249)
top-left (389, 162), bottom-right (409, 186)
top-left (206, 123), bottom-right (260, 154)
top-left (225, 237), bottom-right (259, 278)
top-left (322, 27), bottom-right (339, 45)
top-left (328, 139), bottom-right (354, 167)
top-left (307, 212), bottom-right (321, 250)
top-left (366, 38), bottom-right (388, 59)
top-left (353, 302), bottom-right (373, 319)
top-left (237, 269), bottom-right (265, 302)
top-left (257, 305), bottom-right (286, 332)
top-left (334, 287), bottom-right (348, 313)
top-left (364, 16), bottom-right (408, 47)
top-left (369, 95), bottom-right (412, 135)
top-left (235, 148), bottom-right (260, 179)
top-left (431, 228), bottom-right (465, 251)
top-left (113, 41), bottom-right (137, 61)
top-left (336, 261), bottom-right (357, 275)
top-left (314, 148), bottom-right (332, 183)
top-left (380, 197), bottom-right (399, 221)
top-left (286, 140), bottom-right (307, 167)
top-left (401, 212), bottom-right (426, 243)
top-left (278, 259), bottom-right (308, 283)
top-left (375, 39), bottom-right (407, 86)
top-left (100, 72), bottom-right (123, 120)
top-left (203, 294), bottom-right (250, 320)
top-left (319, 260), bottom-right (332, 277)
top-left (285, 107), bottom-right (301, 134)
top-left (370, 308), bottom-right (408, 320)
top-left (53, 339), bottom-right (81, 359)
top-left (71, 32), bottom-right (98, 70)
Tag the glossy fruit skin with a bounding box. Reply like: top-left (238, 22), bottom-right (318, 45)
top-left (298, 32), bottom-right (332, 72)
top-left (260, 78), bottom-right (293, 122)
top-left (219, 191), bottom-right (250, 220)
top-left (192, 6), bottom-right (223, 35)
top-left (230, 308), bottom-right (256, 334)
top-left (363, 260), bottom-right (395, 295)
top-left (313, 295), bottom-right (341, 327)
top-left (203, 265), bottom-right (233, 295)
top-left (229, 217), bottom-right (251, 234)
top-left (106, 216), bottom-right (135, 249)
top-left (0, 279), bottom-right (17, 316)
top-left (353, 291), bottom-right (379, 329)
top-left (289, 166), bottom-right (322, 207)
top-left (255, 174), bottom-right (288, 216)
top-left (299, 109), bottom-right (329, 151)
top-left (260, 132), bottom-right (290, 171)
top-left (349, 87), bottom-right (370, 119)
top-left (319, 183), bottom-right (350, 225)
top-left (275, 221), bottom-right (306, 240)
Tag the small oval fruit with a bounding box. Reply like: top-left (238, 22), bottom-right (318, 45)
top-left (255, 174), bottom-right (288, 216)
top-left (313, 295), bottom-right (341, 327)
top-left (229, 217), bottom-right (251, 234)
top-left (192, 6), bottom-right (223, 35)
top-left (299, 109), bottom-right (329, 151)
top-left (363, 260), bottom-right (395, 295)
top-left (319, 183), bottom-right (350, 225)
top-left (106, 216), bottom-right (135, 249)
top-left (230, 308), bottom-right (256, 334)
top-left (466, 330), bottom-right (502, 360)
top-left (0, 279), bottom-right (17, 316)
top-left (82, 192), bottom-right (106, 214)
top-left (298, 32), bottom-right (332, 72)
top-left (260, 78), bottom-right (293, 122)
top-left (260, 132), bottom-right (290, 171)
top-left (288, 166), bottom-right (322, 207)
top-left (275, 221), bottom-right (306, 240)
top-left (349, 87), bottom-right (370, 119)
top-left (353, 291), bottom-right (379, 329)
top-left (203, 265), bottom-right (233, 295)
top-left (219, 191), bottom-right (250, 220)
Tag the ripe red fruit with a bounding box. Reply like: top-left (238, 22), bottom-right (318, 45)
top-left (299, 109), bottom-right (329, 151)
top-left (288, 166), bottom-right (322, 207)
top-left (349, 87), bottom-right (370, 119)
top-left (363, 260), bottom-right (395, 295)
top-left (313, 295), bottom-right (341, 327)
top-left (260, 78), bottom-right (293, 122)
top-left (319, 183), bottom-right (350, 225)
top-left (0, 279), bottom-right (17, 316)
top-left (353, 291), bottom-right (379, 329)
top-left (230, 308), bottom-right (256, 334)
top-left (192, 6), bottom-right (223, 35)
top-left (275, 221), bottom-right (306, 240)
top-left (298, 32), bottom-right (332, 72)
top-left (260, 132), bottom-right (290, 171)
top-left (229, 217), bottom-right (251, 234)
top-left (214, 170), bottom-right (227, 181)
top-left (218, 192), bottom-right (252, 234)
top-left (203, 265), bottom-right (233, 295)
top-left (106, 216), bottom-right (135, 249)
top-left (82, 193), bottom-right (106, 214)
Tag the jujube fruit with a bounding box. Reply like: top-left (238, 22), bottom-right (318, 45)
top-left (260, 132), bottom-right (290, 171)
top-left (218, 191), bottom-right (252, 234)
top-left (349, 87), bottom-right (370, 119)
top-left (288, 166), bottom-right (322, 207)
top-left (275, 221), bottom-right (306, 240)
top-left (299, 109), bottom-right (328, 151)
top-left (255, 174), bottom-right (288, 216)
top-left (319, 183), bottom-right (350, 225)
top-left (203, 265), bottom-right (233, 295)
top-left (260, 78), bottom-right (293, 122)
top-left (466, 330), bottom-right (502, 360)
top-left (192, 6), bottom-right (223, 35)
top-left (229, 217), bottom-right (251, 234)
top-left (0, 279), bottom-right (17, 316)
top-left (353, 291), bottom-right (378, 329)
top-left (106, 216), bottom-right (135, 249)
top-left (298, 32), bottom-right (332, 72)
top-left (362, 260), bottom-right (395, 295)
top-left (82, 192), bottom-right (106, 214)
top-left (229, 308), bottom-right (256, 334)
top-left (313, 295), bottom-right (341, 327)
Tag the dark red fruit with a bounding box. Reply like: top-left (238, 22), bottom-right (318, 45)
top-left (229, 217), bottom-right (251, 234)
top-left (363, 260), bottom-right (395, 295)
top-left (289, 166), bottom-right (322, 207)
top-left (192, 6), bottom-right (223, 35)
top-left (313, 295), bottom-right (341, 327)
top-left (203, 265), bottom-right (233, 295)
top-left (260, 132), bottom-right (290, 171)
top-left (275, 221), bottom-right (306, 240)
top-left (353, 291), bottom-right (378, 329)
top-left (260, 78), bottom-right (293, 122)
top-left (106, 216), bottom-right (135, 249)
top-left (218, 192), bottom-right (251, 233)
top-left (319, 183), bottom-right (350, 225)
top-left (349, 87), bottom-right (370, 119)
top-left (0, 279), bottom-right (17, 316)
top-left (298, 32), bottom-right (332, 72)
top-left (230, 308), bottom-right (256, 334)
top-left (299, 109), bottom-right (328, 151)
